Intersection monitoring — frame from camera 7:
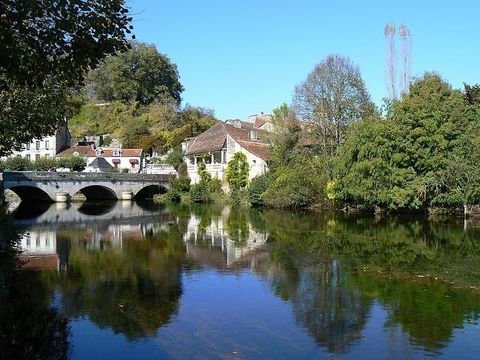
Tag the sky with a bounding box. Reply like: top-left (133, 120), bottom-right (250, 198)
top-left (129, 0), bottom-right (480, 120)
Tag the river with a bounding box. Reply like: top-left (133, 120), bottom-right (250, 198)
top-left (1, 201), bottom-right (479, 359)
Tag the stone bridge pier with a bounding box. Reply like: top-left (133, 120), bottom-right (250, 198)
top-left (1, 172), bottom-right (174, 202)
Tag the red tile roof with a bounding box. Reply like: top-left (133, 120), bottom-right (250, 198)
top-left (57, 145), bottom-right (92, 156)
top-left (185, 121), bottom-right (271, 160)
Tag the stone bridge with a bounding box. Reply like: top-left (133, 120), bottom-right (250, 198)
top-left (1, 171), bottom-right (174, 202)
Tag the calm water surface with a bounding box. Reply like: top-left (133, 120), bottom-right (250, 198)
top-left (1, 201), bottom-right (480, 359)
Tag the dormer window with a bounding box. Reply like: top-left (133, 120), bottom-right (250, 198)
top-left (250, 130), bottom-right (257, 140)
top-left (96, 148), bottom-right (104, 157)
top-left (113, 149), bottom-right (121, 156)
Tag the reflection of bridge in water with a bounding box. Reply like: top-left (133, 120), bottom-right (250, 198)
top-left (17, 202), bottom-right (174, 270)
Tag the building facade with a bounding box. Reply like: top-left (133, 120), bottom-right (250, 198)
top-left (7, 122), bottom-right (71, 161)
top-left (183, 118), bottom-right (272, 184)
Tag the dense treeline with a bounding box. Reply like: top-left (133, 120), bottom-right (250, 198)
top-left (251, 55), bottom-right (480, 213)
top-left (69, 42), bottom-right (216, 162)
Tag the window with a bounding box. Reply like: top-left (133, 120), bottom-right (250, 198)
top-left (36, 141), bottom-right (40, 150)
top-left (35, 154), bottom-right (40, 160)
top-left (26, 143), bottom-right (30, 150)
top-left (25, 154), bottom-right (30, 161)
top-left (250, 130), bottom-right (257, 140)
top-left (45, 140), bottom-right (49, 149)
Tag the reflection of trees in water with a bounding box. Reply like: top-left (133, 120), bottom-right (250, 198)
top-left (53, 225), bottom-right (186, 340)
top-left (259, 209), bottom-right (480, 354)
top-left (0, 205), bottom-right (70, 358)
top-left (354, 274), bottom-right (480, 352)
top-left (257, 254), bottom-right (371, 354)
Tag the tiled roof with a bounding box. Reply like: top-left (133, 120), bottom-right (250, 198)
top-left (57, 145), bottom-right (91, 156)
top-left (185, 122), bottom-right (227, 155)
top-left (238, 140), bottom-right (271, 161)
top-left (185, 121), bottom-right (271, 161)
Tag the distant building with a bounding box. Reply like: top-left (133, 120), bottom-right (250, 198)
top-left (87, 148), bottom-right (144, 173)
top-left (7, 122), bottom-right (71, 161)
top-left (183, 118), bottom-right (271, 184)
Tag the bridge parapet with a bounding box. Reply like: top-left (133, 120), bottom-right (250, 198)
top-left (2, 171), bottom-right (175, 182)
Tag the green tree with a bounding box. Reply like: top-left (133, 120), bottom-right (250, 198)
top-left (226, 152), bottom-right (249, 192)
top-left (293, 54), bottom-right (375, 155)
top-left (85, 42), bottom-right (184, 106)
top-left (336, 72), bottom-right (478, 211)
top-left (0, 1), bottom-right (132, 156)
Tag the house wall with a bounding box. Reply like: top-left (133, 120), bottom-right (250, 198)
top-left (5, 123), bottom-right (71, 161)
top-left (86, 155), bottom-right (143, 173)
top-left (186, 135), bottom-right (268, 185)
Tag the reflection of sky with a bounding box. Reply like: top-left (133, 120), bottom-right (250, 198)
top-left (66, 270), bottom-right (480, 359)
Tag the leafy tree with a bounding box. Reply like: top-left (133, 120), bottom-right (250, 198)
top-left (0, 0), bottom-right (133, 156)
top-left (226, 152), bottom-right (249, 192)
top-left (85, 42), bottom-right (184, 105)
top-left (4, 156), bottom-right (34, 171)
top-left (249, 174), bottom-right (272, 207)
top-left (336, 73), bottom-right (479, 211)
top-left (293, 54), bottom-right (375, 155)
top-left (34, 157), bottom-right (57, 171)
top-left (464, 83), bottom-right (480, 106)
top-left (57, 155), bottom-right (86, 172)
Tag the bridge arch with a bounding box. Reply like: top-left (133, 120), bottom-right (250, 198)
top-left (134, 184), bottom-right (168, 200)
top-left (7, 186), bottom-right (53, 202)
top-left (76, 185), bottom-right (118, 201)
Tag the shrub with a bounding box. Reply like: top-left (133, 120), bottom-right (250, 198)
top-left (4, 156), bottom-right (34, 171)
top-left (207, 177), bottom-right (222, 193)
top-left (262, 158), bottom-right (328, 208)
top-left (57, 155), bottom-right (86, 171)
top-left (249, 174), bottom-right (272, 207)
top-left (34, 157), bottom-right (57, 171)
top-left (167, 190), bottom-right (182, 203)
top-left (190, 183), bottom-right (207, 203)
top-left (171, 176), bottom-right (191, 193)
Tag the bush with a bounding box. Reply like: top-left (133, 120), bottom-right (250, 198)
top-left (262, 158), bottom-right (328, 208)
top-left (34, 156), bottom-right (57, 171)
top-left (4, 156), bottom-right (34, 171)
top-left (171, 176), bottom-right (191, 193)
top-left (249, 174), bottom-right (272, 207)
top-left (57, 155), bottom-right (86, 171)
top-left (190, 183), bottom-right (207, 203)
top-left (207, 177), bottom-right (222, 193)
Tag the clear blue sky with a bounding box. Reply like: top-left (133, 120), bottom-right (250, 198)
top-left (129, 0), bottom-right (480, 120)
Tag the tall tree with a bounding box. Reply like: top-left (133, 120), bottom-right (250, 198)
top-left (0, 0), bottom-right (133, 156)
top-left (293, 54), bottom-right (374, 155)
top-left (84, 42), bottom-right (184, 106)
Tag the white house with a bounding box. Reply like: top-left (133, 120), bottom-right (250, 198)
top-left (183, 119), bottom-right (271, 184)
top-left (86, 148), bottom-right (144, 173)
top-left (7, 122), bottom-right (71, 161)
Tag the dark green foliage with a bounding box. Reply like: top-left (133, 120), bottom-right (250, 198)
top-left (190, 183), bottom-right (207, 203)
top-left (226, 152), bottom-right (249, 192)
top-left (249, 174), bottom-right (272, 207)
top-left (207, 178), bottom-right (222, 193)
top-left (166, 147), bottom-right (184, 169)
top-left (464, 83), bottom-right (480, 106)
top-left (262, 158), bottom-right (328, 208)
top-left (171, 176), bottom-right (191, 193)
top-left (34, 157), bottom-right (57, 171)
top-left (3, 156), bottom-right (34, 171)
top-left (0, 0), bottom-right (132, 156)
top-left (335, 73), bottom-right (480, 211)
top-left (56, 156), bottom-right (86, 172)
top-left (85, 42), bottom-right (183, 106)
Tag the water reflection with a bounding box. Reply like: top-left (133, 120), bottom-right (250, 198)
top-left (2, 203), bottom-right (480, 358)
